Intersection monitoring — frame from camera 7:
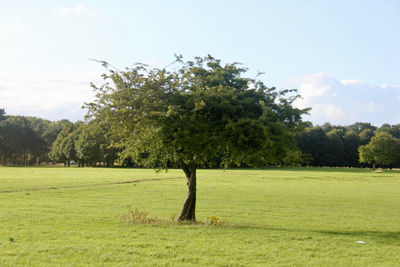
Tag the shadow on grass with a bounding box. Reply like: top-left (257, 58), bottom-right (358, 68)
top-left (313, 229), bottom-right (400, 245)
top-left (230, 224), bottom-right (400, 245)
top-left (224, 167), bottom-right (379, 173)
top-left (265, 167), bottom-right (372, 173)
top-left (266, 167), bottom-right (400, 174)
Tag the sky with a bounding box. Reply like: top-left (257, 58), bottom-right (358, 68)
top-left (0, 0), bottom-right (399, 126)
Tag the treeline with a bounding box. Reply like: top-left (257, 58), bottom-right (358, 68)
top-left (0, 109), bottom-right (117, 166)
top-left (297, 122), bottom-right (400, 168)
top-left (1, 107), bottom-right (400, 168)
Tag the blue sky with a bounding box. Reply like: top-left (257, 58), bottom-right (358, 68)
top-left (1, 0), bottom-right (399, 125)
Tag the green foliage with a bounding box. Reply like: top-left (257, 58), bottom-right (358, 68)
top-left (347, 122), bottom-right (376, 134)
top-left (325, 129), bottom-right (346, 166)
top-left (0, 116), bottom-right (43, 165)
top-left (359, 128), bottom-right (375, 145)
top-left (49, 121), bottom-right (75, 164)
top-left (359, 132), bottom-right (400, 168)
top-left (295, 123), bottom-right (400, 168)
top-left (87, 55), bottom-right (308, 168)
top-left (376, 123), bottom-right (400, 138)
top-left (49, 120), bottom-right (118, 167)
top-left (343, 130), bottom-right (361, 166)
top-left (296, 127), bottom-right (329, 166)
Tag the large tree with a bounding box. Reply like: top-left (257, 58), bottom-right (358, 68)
top-left (359, 132), bottom-right (400, 170)
top-left (86, 55), bottom-right (309, 221)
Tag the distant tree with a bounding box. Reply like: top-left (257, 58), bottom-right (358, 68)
top-left (61, 124), bottom-right (81, 166)
top-left (325, 129), bottom-right (346, 166)
top-left (297, 127), bottom-right (329, 166)
top-left (348, 122), bottom-right (376, 134)
top-left (343, 130), bottom-right (361, 167)
top-left (359, 128), bottom-right (375, 145)
top-left (321, 122), bottom-right (333, 133)
top-left (86, 55), bottom-right (309, 221)
top-left (359, 132), bottom-right (400, 170)
top-left (75, 121), bottom-right (118, 167)
top-left (376, 124), bottom-right (400, 139)
top-left (41, 120), bottom-right (72, 164)
top-left (49, 121), bottom-right (74, 166)
top-left (0, 116), bottom-right (41, 166)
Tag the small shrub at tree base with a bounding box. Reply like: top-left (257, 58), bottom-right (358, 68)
top-left (119, 207), bottom-right (229, 227)
top-left (205, 216), bottom-right (228, 226)
top-left (119, 208), bottom-right (157, 224)
top-left (170, 213), bottom-right (177, 222)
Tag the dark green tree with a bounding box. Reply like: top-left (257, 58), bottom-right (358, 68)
top-left (296, 127), bottom-right (329, 166)
top-left (343, 130), bottom-right (361, 167)
top-left (359, 128), bottom-right (375, 145)
top-left (325, 129), bottom-right (346, 166)
top-left (0, 116), bottom-right (41, 166)
top-left (86, 55), bottom-right (309, 221)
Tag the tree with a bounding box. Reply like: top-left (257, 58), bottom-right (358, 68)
top-left (41, 120), bottom-right (72, 165)
top-left (347, 122), bottom-right (376, 134)
top-left (75, 121), bottom-right (118, 167)
top-left (376, 124), bottom-right (400, 139)
top-left (49, 121), bottom-right (74, 166)
top-left (86, 55), bottom-right (309, 221)
top-left (359, 132), bottom-right (400, 170)
top-left (325, 129), bottom-right (346, 166)
top-left (0, 116), bottom-right (41, 166)
top-left (343, 130), bottom-right (361, 167)
top-left (359, 128), bottom-right (375, 145)
top-left (296, 127), bottom-right (329, 166)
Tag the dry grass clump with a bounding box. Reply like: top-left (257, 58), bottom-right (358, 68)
top-left (119, 208), bottom-right (157, 224)
top-left (120, 207), bottom-right (228, 226)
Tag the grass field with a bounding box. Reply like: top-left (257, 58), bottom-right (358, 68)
top-left (0, 167), bottom-right (400, 266)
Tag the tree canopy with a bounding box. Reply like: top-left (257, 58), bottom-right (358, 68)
top-left (86, 55), bottom-right (309, 220)
top-left (359, 132), bottom-right (400, 169)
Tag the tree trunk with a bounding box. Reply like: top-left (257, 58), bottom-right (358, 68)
top-left (177, 159), bottom-right (197, 222)
top-left (372, 162), bottom-right (376, 170)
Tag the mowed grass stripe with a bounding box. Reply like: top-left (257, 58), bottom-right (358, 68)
top-left (0, 176), bottom-right (181, 194)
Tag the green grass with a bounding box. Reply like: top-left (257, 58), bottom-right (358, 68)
top-left (0, 167), bottom-right (400, 266)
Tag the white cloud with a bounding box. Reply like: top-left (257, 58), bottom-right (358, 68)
top-left (340, 79), bottom-right (366, 86)
top-left (0, 71), bottom-right (103, 121)
top-left (292, 73), bottom-right (400, 126)
top-left (323, 104), bottom-right (344, 120)
top-left (52, 4), bottom-right (99, 18)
